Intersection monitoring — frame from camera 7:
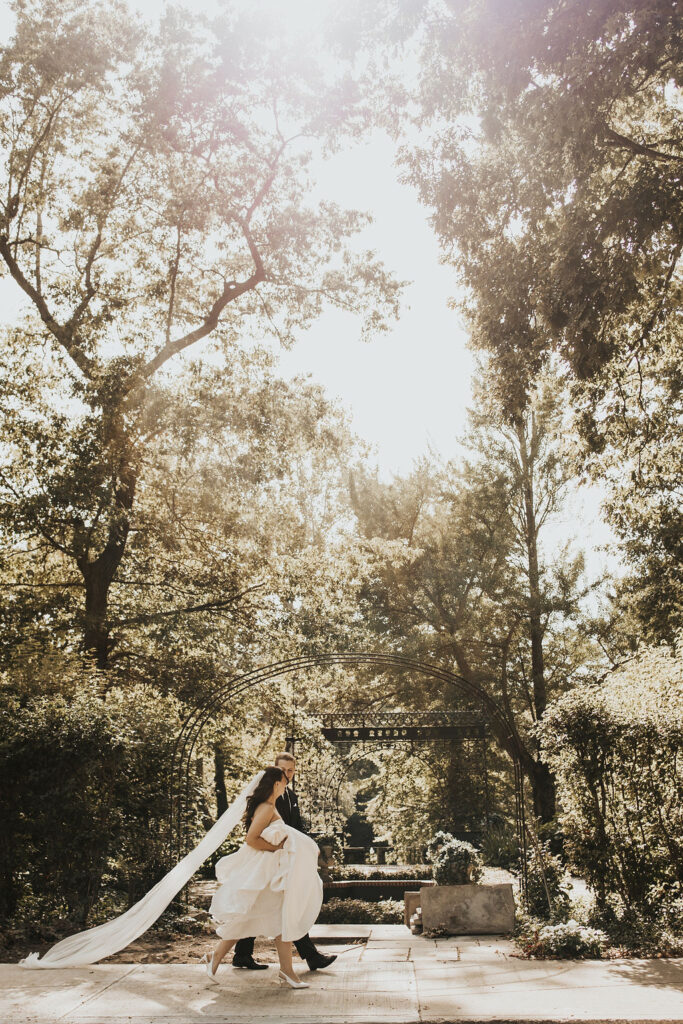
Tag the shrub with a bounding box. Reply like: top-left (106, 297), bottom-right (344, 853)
top-left (328, 865), bottom-right (433, 881)
top-left (588, 896), bottom-right (683, 957)
top-left (517, 918), bottom-right (608, 959)
top-left (318, 898), bottom-right (403, 924)
top-left (538, 641), bottom-right (683, 916)
top-left (315, 834), bottom-right (344, 861)
top-left (480, 823), bottom-right (520, 871)
top-left (524, 842), bottom-right (571, 921)
top-left (426, 831), bottom-right (455, 864)
top-left (432, 839), bottom-right (483, 886)
top-left (0, 680), bottom-right (191, 925)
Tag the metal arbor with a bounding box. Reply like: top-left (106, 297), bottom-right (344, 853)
top-left (311, 711), bottom-right (492, 840)
top-left (169, 652), bottom-right (529, 896)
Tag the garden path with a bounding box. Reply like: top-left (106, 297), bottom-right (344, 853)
top-left (1, 925), bottom-right (682, 1023)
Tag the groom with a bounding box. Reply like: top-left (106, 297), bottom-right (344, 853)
top-left (232, 751), bottom-right (337, 972)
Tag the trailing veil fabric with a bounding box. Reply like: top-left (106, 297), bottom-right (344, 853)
top-left (20, 770), bottom-right (265, 969)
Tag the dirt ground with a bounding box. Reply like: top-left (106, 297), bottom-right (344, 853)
top-left (106, 933), bottom-right (288, 965)
top-left (5, 929), bottom-right (301, 966)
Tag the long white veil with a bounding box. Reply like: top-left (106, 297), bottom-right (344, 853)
top-left (20, 770), bottom-right (265, 969)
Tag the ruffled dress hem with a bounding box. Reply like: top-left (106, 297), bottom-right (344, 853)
top-left (208, 820), bottom-right (322, 942)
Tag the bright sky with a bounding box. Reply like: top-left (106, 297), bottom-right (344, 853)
top-left (0, 0), bottom-right (473, 478)
top-left (0, 0), bottom-right (617, 580)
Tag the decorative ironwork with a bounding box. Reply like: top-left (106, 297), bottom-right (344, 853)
top-left (321, 711), bottom-right (484, 727)
top-left (168, 651), bottom-right (529, 901)
top-left (321, 711), bottom-right (487, 744)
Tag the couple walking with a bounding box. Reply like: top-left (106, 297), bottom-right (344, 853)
top-left (207, 752), bottom-right (336, 987)
top-left (21, 752), bottom-right (334, 992)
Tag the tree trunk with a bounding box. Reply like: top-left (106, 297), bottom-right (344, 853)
top-left (516, 414), bottom-right (556, 822)
top-left (83, 567), bottom-right (112, 670)
top-left (530, 758), bottom-right (556, 823)
top-left (214, 746), bottom-right (228, 817)
top-left (517, 413), bottom-right (547, 717)
top-left (78, 455), bottom-right (137, 669)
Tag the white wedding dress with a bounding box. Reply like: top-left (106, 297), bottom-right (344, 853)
top-left (20, 770), bottom-right (322, 969)
top-left (210, 818), bottom-right (322, 942)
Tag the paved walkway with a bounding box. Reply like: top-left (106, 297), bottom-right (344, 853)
top-left (2, 925), bottom-right (682, 1023)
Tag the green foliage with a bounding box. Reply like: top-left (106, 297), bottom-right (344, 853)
top-left (516, 918), bottom-right (608, 960)
top-left (364, 0), bottom-right (683, 641)
top-left (432, 837), bottom-right (483, 887)
top-left (384, 0), bottom-right (682, 395)
top-left (587, 894), bottom-right (683, 957)
top-left (361, 742), bottom-right (500, 863)
top-left (538, 640), bottom-right (683, 916)
top-left (328, 865), bottom-right (432, 881)
top-left (426, 831), bottom-right (457, 864)
top-left (479, 819), bottom-right (520, 871)
top-left (524, 843), bottom-right (571, 922)
top-left (350, 373), bottom-right (600, 825)
top-left (318, 897), bottom-right (403, 924)
top-left (0, 0), bottom-right (401, 667)
top-left (0, 673), bottom-right (196, 924)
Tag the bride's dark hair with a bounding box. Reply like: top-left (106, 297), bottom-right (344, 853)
top-left (243, 766), bottom-right (287, 829)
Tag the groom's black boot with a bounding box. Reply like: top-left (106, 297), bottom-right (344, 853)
top-left (306, 952), bottom-right (337, 971)
top-left (232, 954), bottom-right (268, 970)
top-left (295, 934), bottom-right (337, 971)
top-left (232, 937), bottom-right (268, 970)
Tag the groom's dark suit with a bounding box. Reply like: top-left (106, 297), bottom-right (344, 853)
top-left (233, 785), bottom-right (318, 963)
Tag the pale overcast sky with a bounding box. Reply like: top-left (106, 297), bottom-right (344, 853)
top-left (0, 0), bottom-right (617, 580)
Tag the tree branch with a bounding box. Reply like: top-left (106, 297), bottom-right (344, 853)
top-left (111, 582), bottom-right (265, 628)
top-left (138, 232), bottom-right (265, 381)
top-left (0, 234), bottom-right (96, 378)
top-left (603, 125), bottom-right (683, 163)
top-left (66, 146), bottom-right (142, 335)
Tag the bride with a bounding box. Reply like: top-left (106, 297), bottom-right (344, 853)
top-left (205, 764), bottom-right (322, 988)
top-left (20, 765), bottom-right (323, 987)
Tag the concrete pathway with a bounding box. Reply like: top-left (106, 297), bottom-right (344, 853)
top-left (2, 925), bottom-right (682, 1023)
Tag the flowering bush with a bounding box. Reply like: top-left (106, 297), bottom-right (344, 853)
top-left (426, 831), bottom-right (456, 863)
top-left (517, 918), bottom-right (608, 959)
top-left (432, 838), bottom-right (483, 886)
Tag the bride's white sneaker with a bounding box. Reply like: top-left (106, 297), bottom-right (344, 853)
top-left (278, 969), bottom-right (309, 989)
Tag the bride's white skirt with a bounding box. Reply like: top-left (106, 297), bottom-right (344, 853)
top-left (209, 821), bottom-right (323, 942)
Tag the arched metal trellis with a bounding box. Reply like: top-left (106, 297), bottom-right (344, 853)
top-left (309, 710), bottom-right (493, 839)
top-left (169, 652), bottom-right (530, 898)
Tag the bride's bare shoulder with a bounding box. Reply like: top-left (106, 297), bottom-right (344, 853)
top-left (251, 801), bottom-right (275, 823)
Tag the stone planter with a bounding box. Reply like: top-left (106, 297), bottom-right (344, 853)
top-left (420, 883), bottom-right (515, 935)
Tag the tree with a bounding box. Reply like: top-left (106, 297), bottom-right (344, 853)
top-left (0, 0), bottom-right (401, 667)
top-left (350, 372), bottom-right (597, 821)
top-left (343, 0), bottom-right (683, 639)
top-left (539, 638), bottom-right (683, 916)
top-left (0, 339), bottom-right (381, 921)
top-left (346, 0), bottom-right (681, 390)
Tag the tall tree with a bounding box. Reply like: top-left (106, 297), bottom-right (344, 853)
top-left (0, 340), bottom-right (367, 676)
top-left (0, 0), bottom-right (401, 666)
top-left (342, 0), bottom-right (683, 638)
top-left (350, 374), bottom-right (596, 821)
